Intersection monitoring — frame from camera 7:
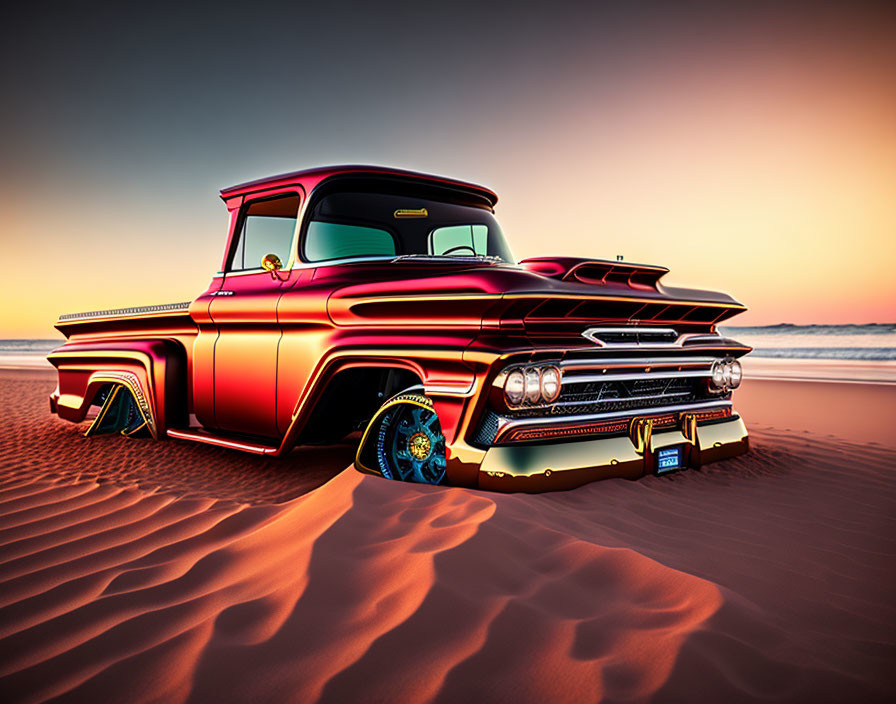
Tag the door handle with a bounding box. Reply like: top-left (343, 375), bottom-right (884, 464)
top-left (211, 290), bottom-right (235, 296)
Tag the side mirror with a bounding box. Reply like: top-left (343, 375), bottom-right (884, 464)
top-left (261, 253), bottom-right (283, 272)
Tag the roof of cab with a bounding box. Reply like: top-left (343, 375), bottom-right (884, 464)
top-left (220, 164), bottom-right (498, 206)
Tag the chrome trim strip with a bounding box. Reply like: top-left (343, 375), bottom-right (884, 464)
top-left (497, 399), bottom-right (733, 432)
top-left (425, 383), bottom-right (477, 397)
top-left (217, 257), bottom-right (396, 275)
top-left (574, 342), bottom-right (744, 353)
top-left (290, 255), bottom-right (396, 270)
top-left (584, 326), bottom-right (680, 341)
top-left (218, 267), bottom-right (265, 277)
top-left (581, 327), bottom-right (734, 351)
top-left (561, 369), bottom-right (711, 385)
top-left (167, 428), bottom-right (277, 454)
top-left (560, 356), bottom-right (717, 369)
top-left (221, 254), bottom-right (399, 275)
top-left (684, 334), bottom-right (733, 343)
top-left (58, 302), bottom-right (192, 322)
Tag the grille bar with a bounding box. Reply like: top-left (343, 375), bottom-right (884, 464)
top-left (561, 369), bottom-right (710, 385)
top-left (551, 390), bottom-right (692, 408)
top-left (560, 356), bottom-right (717, 370)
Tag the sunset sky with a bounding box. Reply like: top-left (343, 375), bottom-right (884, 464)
top-left (1, 1), bottom-right (894, 338)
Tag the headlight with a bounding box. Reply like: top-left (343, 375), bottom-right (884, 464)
top-left (728, 359), bottom-right (742, 388)
top-left (711, 360), bottom-right (728, 389)
top-left (504, 369), bottom-right (525, 406)
top-left (503, 364), bottom-right (563, 406)
top-left (541, 366), bottom-right (562, 402)
top-left (524, 368), bottom-right (541, 403)
top-left (710, 358), bottom-right (742, 391)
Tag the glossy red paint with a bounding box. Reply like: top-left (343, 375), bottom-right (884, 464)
top-left (48, 165), bottom-right (750, 491)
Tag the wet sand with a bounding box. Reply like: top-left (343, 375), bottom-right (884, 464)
top-left (1, 369), bottom-right (894, 703)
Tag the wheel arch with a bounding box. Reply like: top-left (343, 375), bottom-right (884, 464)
top-left (286, 358), bottom-right (425, 446)
top-left (48, 338), bottom-right (187, 436)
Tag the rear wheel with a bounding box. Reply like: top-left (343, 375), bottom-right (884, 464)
top-left (369, 394), bottom-right (447, 485)
top-left (86, 383), bottom-right (151, 437)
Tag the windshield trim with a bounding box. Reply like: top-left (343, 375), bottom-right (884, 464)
top-left (290, 255), bottom-right (396, 270)
top-left (391, 254), bottom-right (503, 263)
top-left (289, 254), bottom-right (512, 270)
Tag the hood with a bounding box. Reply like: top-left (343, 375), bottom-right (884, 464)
top-left (323, 256), bottom-right (746, 331)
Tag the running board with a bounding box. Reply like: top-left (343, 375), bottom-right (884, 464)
top-left (166, 428), bottom-right (281, 455)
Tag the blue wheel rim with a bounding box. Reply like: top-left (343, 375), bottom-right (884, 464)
top-left (376, 403), bottom-right (446, 484)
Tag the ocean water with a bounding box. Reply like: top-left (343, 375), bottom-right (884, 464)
top-left (0, 340), bottom-right (63, 354)
top-left (0, 340), bottom-right (62, 368)
top-left (719, 323), bottom-right (896, 361)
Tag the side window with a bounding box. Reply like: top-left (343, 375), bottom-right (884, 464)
top-left (304, 221), bottom-right (396, 262)
top-left (429, 224), bottom-right (489, 256)
top-left (229, 194), bottom-right (300, 271)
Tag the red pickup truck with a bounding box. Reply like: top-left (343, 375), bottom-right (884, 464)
top-left (49, 165), bottom-right (750, 491)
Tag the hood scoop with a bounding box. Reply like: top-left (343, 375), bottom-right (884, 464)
top-left (520, 257), bottom-right (669, 290)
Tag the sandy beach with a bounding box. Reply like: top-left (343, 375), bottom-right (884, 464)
top-left (1, 368), bottom-right (894, 703)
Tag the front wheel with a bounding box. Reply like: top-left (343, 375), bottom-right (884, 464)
top-left (357, 394), bottom-right (447, 485)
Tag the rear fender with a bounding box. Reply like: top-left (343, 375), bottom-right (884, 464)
top-left (48, 339), bottom-right (186, 436)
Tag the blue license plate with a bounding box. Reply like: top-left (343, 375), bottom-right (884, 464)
top-left (656, 445), bottom-right (685, 474)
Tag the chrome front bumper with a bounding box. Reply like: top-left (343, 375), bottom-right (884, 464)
top-left (476, 416), bottom-right (749, 492)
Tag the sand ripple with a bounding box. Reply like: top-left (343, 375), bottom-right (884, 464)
top-left (1, 371), bottom-right (894, 702)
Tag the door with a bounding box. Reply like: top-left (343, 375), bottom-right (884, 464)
top-left (209, 192), bottom-right (301, 437)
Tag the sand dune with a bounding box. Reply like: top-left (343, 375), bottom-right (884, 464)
top-left (1, 370), bottom-right (894, 702)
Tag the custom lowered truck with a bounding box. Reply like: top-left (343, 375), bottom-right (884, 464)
top-left (49, 165), bottom-right (750, 491)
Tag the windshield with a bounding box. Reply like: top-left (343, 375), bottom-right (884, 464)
top-left (302, 190), bottom-right (514, 263)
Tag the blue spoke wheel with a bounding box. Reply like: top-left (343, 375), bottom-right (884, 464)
top-left (374, 395), bottom-right (447, 485)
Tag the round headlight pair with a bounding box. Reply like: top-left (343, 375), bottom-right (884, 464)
top-left (504, 365), bottom-right (562, 407)
top-left (710, 359), bottom-right (743, 391)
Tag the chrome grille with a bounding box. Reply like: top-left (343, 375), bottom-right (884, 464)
top-left (555, 376), bottom-right (703, 415)
top-left (502, 357), bottom-right (721, 419)
top-left (470, 337), bottom-right (746, 447)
